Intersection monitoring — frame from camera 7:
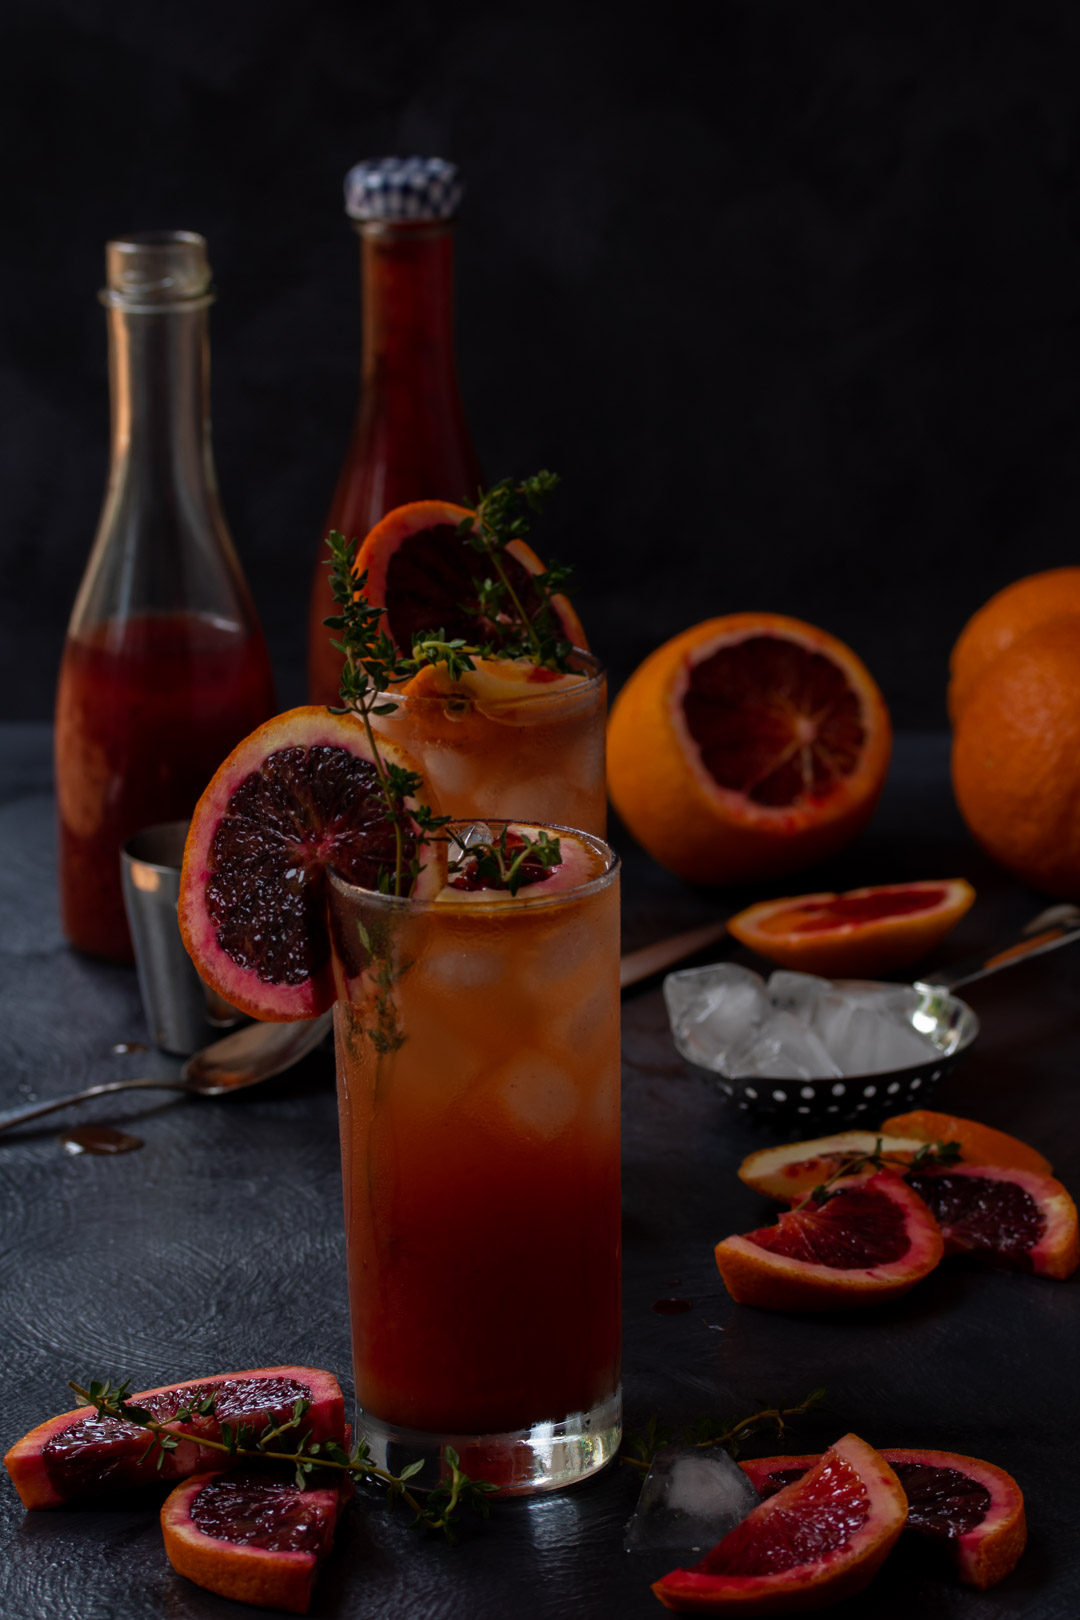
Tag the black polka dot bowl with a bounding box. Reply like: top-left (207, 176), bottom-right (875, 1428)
top-left (685, 982), bottom-right (978, 1135)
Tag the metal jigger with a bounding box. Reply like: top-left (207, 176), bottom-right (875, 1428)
top-left (121, 821), bottom-right (243, 1055)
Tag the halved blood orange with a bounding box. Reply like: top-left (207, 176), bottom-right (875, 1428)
top-left (737, 1131), bottom-right (928, 1201)
top-left (740, 1448), bottom-right (1026, 1590)
top-left (179, 708), bottom-right (444, 1022)
top-left (607, 614), bottom-right (892, 887)
top-left (714, 1172), bottom-right (944, 1311)
top-left (727, 879), bottom-right (975, 978)
top-left (879, 1109), bottom-right (1053, 1176)
top-left (4, 1367), bottom-right (345, 1510)
top-left (905, 1163), bottom-right (1079, 1278)
top-left (352, 498), bottom-right (588, 655)
top-left (652, 1432), bottom-right (907, 1612)
top-left (162, 1470), bottom-right (349, 1614)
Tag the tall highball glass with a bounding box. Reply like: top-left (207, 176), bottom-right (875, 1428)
top-left (328, 824), bottom-right (620, 1494)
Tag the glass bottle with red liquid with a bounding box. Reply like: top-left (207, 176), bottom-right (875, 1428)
top-left (55, 232), bottom-right (276, 961)
top-left (306, 157), bottom-right (483, 705)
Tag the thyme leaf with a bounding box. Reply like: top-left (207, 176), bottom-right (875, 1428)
top-left (68, 1379), bottom-right (494, 1541)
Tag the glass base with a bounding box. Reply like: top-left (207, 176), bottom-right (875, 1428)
top-left (358, 1386), bottom-right (622, 1496)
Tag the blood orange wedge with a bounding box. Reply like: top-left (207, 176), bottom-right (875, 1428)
top-left (737, 1132), bottom-right (928, 1201)
top-left (880, 1109), bottom-right (1053, 1176)
top-left (905, 1163), bottom-right (1079, 1278)
top-left (607, 614), bottom-right (891, 887)
top-left (727, 880), bottom-right (975, 978)
top-left (740, 1448), bottom-right (1027, 1590)
top-left (714, 1172), bottom-right (944, 1311)
top-left (652, 1432), bottom-right (907, 1613)
top-left (161, 1469), bottom-right (349, 1614)
top-left (352, 498), bottom-right (588, 655)
top-left (4, 1367), bottom-right (345, 1510)
top-left (179, 708), bottom-right (444, 1021)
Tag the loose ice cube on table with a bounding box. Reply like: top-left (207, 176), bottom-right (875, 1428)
top-left (625, 1446), bottom-right (759, 1554)
top-left (663, 965), bottom-right (769, 1073)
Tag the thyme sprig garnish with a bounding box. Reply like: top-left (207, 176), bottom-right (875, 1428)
top-left (793, 1137), bottom-right (963, 1212)
top-left (322, 517), bottom-right (563, 898)
top-left (457, 472), bottom-right (575, 670)
top-left (69, 1380), bottom-right (495, 1541)
top-left (622, 1388), bottom-right (826, 1474)
top-left (447, 823), bottom-right (563, 898)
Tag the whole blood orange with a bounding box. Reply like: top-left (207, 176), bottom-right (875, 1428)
top-left (714, 1171), bottom-right (944, 1311)
top-left (179, 708), bottom-right (444, 1021)
top-left (727, 878), bottom-right (975, 977)
top-left (948, 566), bottom-right (1080, 720)
top-left (740, 1447), bottom-right (1026, 1591)
top-left (352, 498), bottom-right (588, 654)
top-left (162, 1470), bottom-right (349, 1614)
top-left (653, 1433), bottom-right (907, 1612)
top-left (879, 1109), bottom-right (1052, 1176)
top-left (607, 615), bottom-right (891, 886)
top-left (951, 617), bottom-right (1080, 897)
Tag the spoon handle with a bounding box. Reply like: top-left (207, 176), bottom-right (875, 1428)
top-left (927, 904), bottom-right (1080, 993)
top-left (0, 1078), bottom-right (192, 1134)
top-left (620, 921), bottom-right (728, 989)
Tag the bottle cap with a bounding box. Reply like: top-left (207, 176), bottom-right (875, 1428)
top-left (103, 232), bottom-right (213, 308)
top-left (344, 157), bottom-right (462, 222)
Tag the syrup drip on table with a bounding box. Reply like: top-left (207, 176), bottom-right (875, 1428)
top-left (61, 1127), bottom-right (143, 1156)
top-left (110, 1041), bottom-right (148, 1055)
top-left (652, 1297), bottom-right (693, 1315)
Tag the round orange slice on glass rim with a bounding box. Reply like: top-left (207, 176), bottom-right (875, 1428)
top-left (352, 498), bottom-right (588, 658)
top-left (607, 613), bottom-right (892, 887)
top-left (727, 878), bottom-right (976, 978)
top-left (179, 708), bottom-right (445, 1022)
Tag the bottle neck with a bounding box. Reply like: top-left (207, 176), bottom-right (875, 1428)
top-left (105, 296), bottom-right (217, 499)
top-left (358, 221), bottom-right (459, 386)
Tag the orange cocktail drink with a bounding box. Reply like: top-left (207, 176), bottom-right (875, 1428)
top-left (371, 653), bottom-right (607, 837)
top-left (328, 823), bottom-right (620, 1493)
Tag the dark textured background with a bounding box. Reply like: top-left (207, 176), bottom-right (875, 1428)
top-left (4, 0), bottom-right (1080, 721)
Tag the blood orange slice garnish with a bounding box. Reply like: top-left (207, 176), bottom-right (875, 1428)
top-left (4, 1367), bottom-right (345, 1510)
top-left (161, 1469), bottom-right (349, 1614)
top-left (607, 613), bottom-right (892, 887)
top-left (727, 879), bottom-right (975, 978)
top-left (179, 708), bottom-right (445, 1022)
top-left (737, 1132), bottom-right (929, 1201)
top-left (352, 498), bottom-right (588, 656)
top-left (740, 1447), bottom-right (1027, 1591)
top-left (714, 1171), bottom-right (944, 1311)
top-left (653, 1432), bottom-right (907, 1612)
top-left (905, 1163), bottom-right (1079, 1279)
top-left (879, 1109), bottom-right (1053, 1176)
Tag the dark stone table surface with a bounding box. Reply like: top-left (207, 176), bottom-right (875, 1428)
top-left (0, 723), bottom-right (1076, 1620)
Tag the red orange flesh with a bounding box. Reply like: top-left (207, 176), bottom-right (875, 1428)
top-left (653, 1433), bottom-right (907, 1612)
top-left (740, 1447), bottom-right (1026, 1591)
top-left (728, 879), bottom-right (975, 977)
top-left (714, 1172), bottom-right (944, 1311)
top-left (608, 614), bottom-right (891, 887)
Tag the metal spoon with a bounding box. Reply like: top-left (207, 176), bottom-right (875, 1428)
top-left (0, 1011), bottom-right (335, 1135)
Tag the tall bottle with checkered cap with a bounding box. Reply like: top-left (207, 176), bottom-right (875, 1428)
top-left (307, 157), bottom-right (483, 704)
